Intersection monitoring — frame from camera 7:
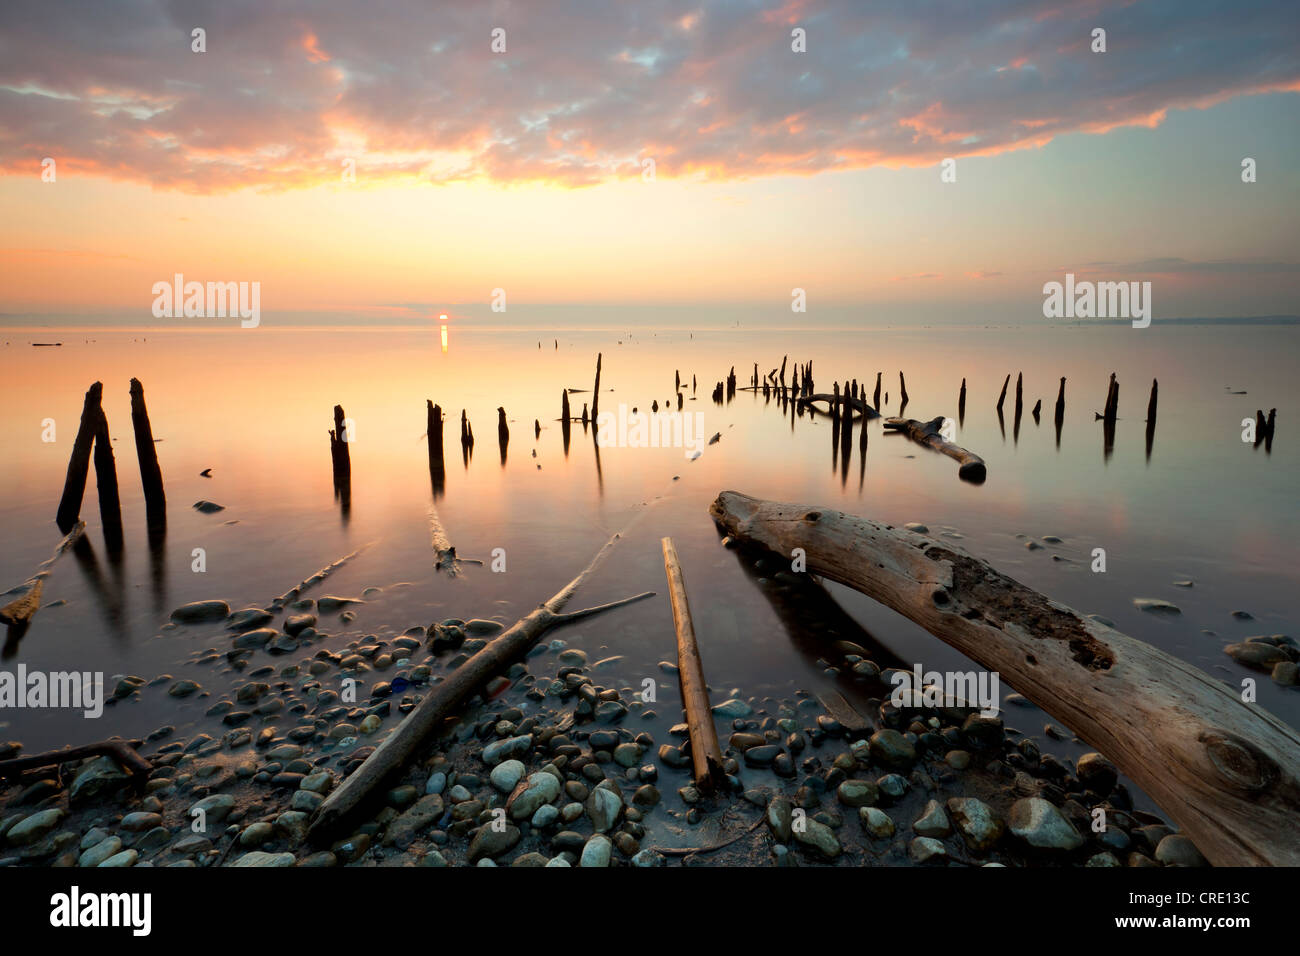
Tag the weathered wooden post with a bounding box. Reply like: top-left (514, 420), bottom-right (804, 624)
top-left (56, 382), bottom-right (103, 534)
top-left (129, 378), bottom-right (166, 534)
top-left (92, 405), bottom-right (124, 553)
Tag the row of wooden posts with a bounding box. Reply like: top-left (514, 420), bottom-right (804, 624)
top-left (55, 379), bottom-right (167, 552)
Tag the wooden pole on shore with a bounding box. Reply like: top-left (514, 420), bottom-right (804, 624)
top-left (56, 382), bottom-right (103, 534)
top-left (661, 537), bottom-right (725, 795)
top-left (128, 378), bottom-right (166, 534)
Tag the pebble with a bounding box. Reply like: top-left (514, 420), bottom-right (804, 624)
top-left (946, 797), bottom-right (1004, 851)
top-left (909, 837), bottom-right (947, 863)
top-left (490, 759), bottom-right (526, 793)
top-left (859, 807), bottom-right (895, 838)
top-left (579, 834), bottom-right (612, 867)
top-left (1007, 797), bottom-right (1083, 850)
top-left (913, 800), bottom-right (952, 838)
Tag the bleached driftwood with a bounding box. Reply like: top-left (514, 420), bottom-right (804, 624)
top-left (308, 531), bottom-right (654, 838)
top-left (0, 521), bottom-right (86, 626)
top-left (662, 537), bottom-right (724, 793)
top-left (884, 415), bottom-right (986, 483)
top-left (708, 491), bottom-right (1300, 867)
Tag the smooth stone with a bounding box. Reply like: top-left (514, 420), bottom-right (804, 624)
top-left (859, 806), bottom-right (895, 838)
top-left (712, 698), bottom-right (753, 718)
top-left (912, 799), bottom-right (952, 838)
top-left (507, 772), bottom-right (561, 821)
top-left (78, 837), bottom-right (124, 868)
top-left (792, 818), bottom-right (842, 859)
top-left (946, 797), bottom-right (1005, 851)
top-left (909, 837), bottom-right (947, 862)
top-left (170, 600), bottom-right (230, 623)
top-left (579, 834), bottom-right (612, 867)
top-left (231, 851), bottom-right (295, 867)
top-left (1008, 797), bottom-right (1084, 850)
top-left (490, 759), bottom-right (526, 793)
top-left (467, 824), bottom-right (520, 863)
top-left (1155, 834), bottom-right (1208, 867)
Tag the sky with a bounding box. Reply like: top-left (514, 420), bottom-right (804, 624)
top-left (0, 0), bottom-right (1297, 325)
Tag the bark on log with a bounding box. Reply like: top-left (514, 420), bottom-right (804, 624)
top-left (661, 537), bottom-right (725, 794)
top-left (56, 383), bottom-right (103, 534)
top-left (307, 533), bottom-right (655, 838)
top-left (883, 415), bottom-right (986, 483)
top-left (708, 491), bottom-right (1300, 867)
top-left (128, 379), bottom-right (167, 534)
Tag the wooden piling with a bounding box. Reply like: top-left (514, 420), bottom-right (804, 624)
top-left (591, 353), bottom-right (602, 422)
top-left (56, 382), bottom-right (103, 534)
top-left (128, 378), bottom-right (166, 534)
top-left (92, 405), bottom-right (123, 552)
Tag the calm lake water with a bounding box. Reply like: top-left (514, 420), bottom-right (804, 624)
top-left (1, 322), bottom-right (1296, 818)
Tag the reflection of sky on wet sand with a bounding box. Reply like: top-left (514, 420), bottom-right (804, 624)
top-left (0, 324), bottom-right (1296, 778)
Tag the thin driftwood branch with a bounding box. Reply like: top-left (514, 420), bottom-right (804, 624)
top-left (662, 537), bottom-right (725, 794)
top-left (0, 521), bottom-right (86, 627)
top-left (798, 393), bottom-right (880, 419)
top-left (0, 737), bottom-right (150, 785)
top-left (307, 531), bottom-right (655, 839)
top-left (709, 491), bottom-right (1300, 867)
top-left (884, 415), bottom-right (986, 483)
top-left (270, 542), bottom-right (375, 609)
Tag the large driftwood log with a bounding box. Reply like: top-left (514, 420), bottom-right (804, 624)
top-left (661, 537), bottom-right (724, 794)
top-left (884, 415), bottom-right (986, 483)
top-left (308, 532), bottom-right (655, 838)
top-left (709, 491), bottom-right (1300, 867)
top-left (0, 521), bottom-right (86, 626)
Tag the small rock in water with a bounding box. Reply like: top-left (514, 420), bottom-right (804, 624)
top-left (192, 500), bottom-right (225, 514)
top-left (903, 523), bottom-right (929, 534)
top-left (170, 600), bottom-right (230, 624)
top-left (1133, 598), bottom-right (1180, 615)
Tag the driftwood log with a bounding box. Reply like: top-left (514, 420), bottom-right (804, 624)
top-left (798, 393), bottom-right (880, 419)
top-left (883, 415), bottom-right (986, 483)
top-left (0, 521), bottom-right (86, 626)
top-left (0, 737), bottom-right (151, 788)
top-left (661, 537), bottom-right (725, 794)
top-left (308, 532), bottom-right (655, 838)
top-left (709, 491), bottom-right (1300, 867)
